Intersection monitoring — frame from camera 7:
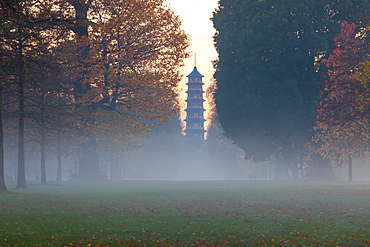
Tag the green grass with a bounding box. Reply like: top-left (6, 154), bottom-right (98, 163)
top-left (0, 181), bottom-right (370, 246)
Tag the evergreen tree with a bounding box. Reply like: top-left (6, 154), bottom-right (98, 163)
top-left (212, 0), bottom-right (370, 179)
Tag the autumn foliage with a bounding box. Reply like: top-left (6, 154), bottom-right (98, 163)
top-left (59, 0), bottom-right (189, 154)
top-left (314, 21), bottom-right (370, 163)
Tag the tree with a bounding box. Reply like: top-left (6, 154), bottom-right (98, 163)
top-left (314, 21), bottom-right (370, 181)
top-left (0, 83), bottom-right (5, 191)
top-left (0, 67), bottom-right (5, 191)
top-left (212, 0), bottom-right (370, 180)
top-left (122, 114), bottom-right (184, 180)
top-left (0, 1), bottom-right (7, 191)
top-left (26, 57), bottom-right (72, 184)
top-left (206, 80), bottom-right (246, 179)
top-left (0, 0), bottom-right (44, 188)
top-left (58, 0), bottom-right (189, 179)
top-left (1, 0), bottom-right (73, 186)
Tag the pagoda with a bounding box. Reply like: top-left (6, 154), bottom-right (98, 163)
top-left (184, 66), bottom-right (206, 139)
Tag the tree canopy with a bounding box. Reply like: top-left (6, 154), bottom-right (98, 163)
top-left (212, 0), bottom-right (370, 178)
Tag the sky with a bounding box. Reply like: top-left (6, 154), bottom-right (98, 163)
top-left (165, 0), bottom-right (219, 130)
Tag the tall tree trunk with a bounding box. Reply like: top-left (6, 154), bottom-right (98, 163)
top-left (273, 158), bottom-right (290, 180)
top-left (288, 160), bottom-right (299, 180)
top-left (40, 93), bottom-right (46, 185)
top-left (67, 1), bottom-right (100, 181)
top-left (0, 86), bottom-right (7, 192)
top-left (16, 21), bottom-right (26, 189)
top-left (56, 132), bottom-right (62, 181)
top-left (348, 154), bottom-right (353, 182)
top-left (110, 155), bottom-right (122, 181)
top-left (300, 162), bottom-right (304, 180)
top-left (74, 139), bottom-right (102, 180)
top-left (40, 126), bottom-right (46, 185)
top-left (16, 83), bottom-right (26, 187)
top-left (311, 153), bottom-right (335, 181)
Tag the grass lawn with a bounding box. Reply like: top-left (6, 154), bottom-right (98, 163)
top-left (0, 180), bottom-right (370, 246)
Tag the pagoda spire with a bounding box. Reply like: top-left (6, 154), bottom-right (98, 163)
top-left (194, 52), bottom-right (197, 67)
top-left (184, 61), bottom-right (206, 140)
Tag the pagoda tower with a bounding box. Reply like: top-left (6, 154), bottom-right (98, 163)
top-left (184, 66), bottom-right (206, 139)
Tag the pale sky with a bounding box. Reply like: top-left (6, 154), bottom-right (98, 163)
top-left (165, 0), bottom-right (219, 131)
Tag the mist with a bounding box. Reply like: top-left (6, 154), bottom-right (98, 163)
top-left (3, 113), bottom-right (243, 183)
top-left (4, 113), bottom-right (370, 185)
top-left (104, 115), bottom-right (247, 181)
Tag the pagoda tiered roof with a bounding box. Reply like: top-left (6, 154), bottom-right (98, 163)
top-left (186, 67), bottom-right (204, 77)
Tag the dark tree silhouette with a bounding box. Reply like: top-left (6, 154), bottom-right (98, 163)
top-left (212, 0), bottom-right (370, 180)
